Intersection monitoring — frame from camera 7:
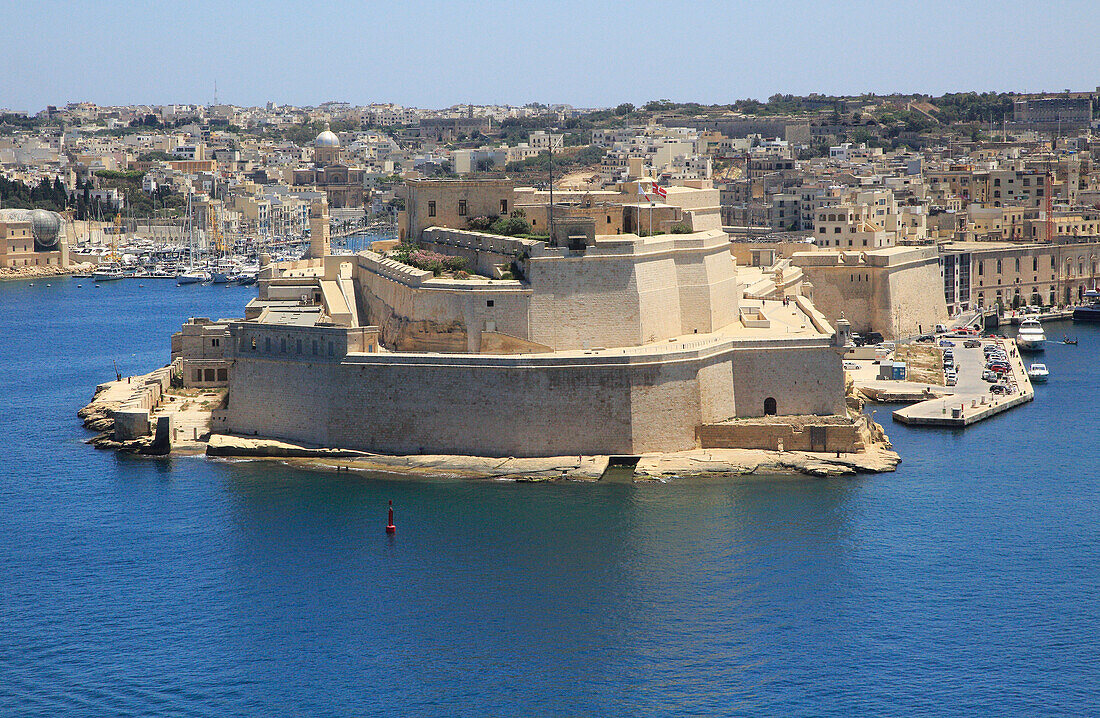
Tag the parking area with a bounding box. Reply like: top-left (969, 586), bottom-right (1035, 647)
top-left (845, 332), bottom-right (1033, 425)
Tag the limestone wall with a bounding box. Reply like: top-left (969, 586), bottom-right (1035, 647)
top-left (352, 251), bottom-right (531, 353)
top-left (697, 419), bottom-right (868, 452)
top-left (353, 229), bottom-right (740, 353)
top-left (729, 343), bottom-right (846, 418)
top-left (222, 336), bottom-right (843, 457)
top-left (794, 247), bottom-right (948, 338)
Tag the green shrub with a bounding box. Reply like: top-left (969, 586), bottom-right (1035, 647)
top-left (489, 216), bottom-right (531, 236)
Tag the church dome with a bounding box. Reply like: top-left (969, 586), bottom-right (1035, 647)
top-left (315, 125), bottom-right (340, 147)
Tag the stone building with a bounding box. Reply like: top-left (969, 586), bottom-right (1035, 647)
top-left (399, 178), bottom-right (515, 241)
top-left (0, 209), bottom-right (69, 269)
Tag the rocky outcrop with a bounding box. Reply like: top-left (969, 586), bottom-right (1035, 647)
top-left (77, 383), bottom-right (122, 434)
top-left (203, 434), bottom-right (901, 480)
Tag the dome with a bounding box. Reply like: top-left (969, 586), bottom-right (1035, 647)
top-left (315, 126), bottom-right (340, 147)
top-left (30, 209), bottom-right (61, 249)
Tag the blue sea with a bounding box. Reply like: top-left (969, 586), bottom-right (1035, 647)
top-left (0, 278), bottom-right (1097, 716)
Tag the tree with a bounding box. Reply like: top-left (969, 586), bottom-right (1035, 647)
top-left (615, 103), bottom-right (635, 116)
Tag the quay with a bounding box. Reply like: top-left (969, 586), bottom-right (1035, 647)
top-left (892, 338), bottom-right (1034, 427)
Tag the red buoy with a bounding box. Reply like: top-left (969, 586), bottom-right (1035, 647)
top-left (385, 500), bottom-right (396, 534)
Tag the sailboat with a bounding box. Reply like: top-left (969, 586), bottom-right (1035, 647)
top-left (176, 192), bottom-right (209, 285)
top-left (93, 213), bottom-right (126, 281)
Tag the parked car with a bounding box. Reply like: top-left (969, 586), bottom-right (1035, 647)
top-left (863, 332), bottom-right (885, 345)
top-left (964, 339), bottom-right (982, 348)
top-left (946, 374), bottom-right (958, 387)
top-left (939, 340), bottom-right (956, 347)
top-left (982, 369), bottom-right (997, 382)
top-left (916, 334), bottom-right (935, 343)
top-left (843, 361), bottom-right (860, 370)
top-left (990, 384), bottom-right (1011, 395)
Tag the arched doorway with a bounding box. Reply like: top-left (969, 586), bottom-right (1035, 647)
top-left (763, 397), bottom-right (777, 416)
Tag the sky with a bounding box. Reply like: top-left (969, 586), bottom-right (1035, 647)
top-left (4, 0), bottom-right (1099, 112)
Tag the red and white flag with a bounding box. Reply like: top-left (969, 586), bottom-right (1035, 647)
top-left (650, 182), bottom-right (667, 198)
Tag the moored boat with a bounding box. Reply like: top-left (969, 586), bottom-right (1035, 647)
top-left (1016, 318), bottom-right (1046, 351)
top-left (1073, 290), bottom-right (1100, 322)
top-left (1027, 363), bottom-right (1049, 382)
top-left (92, 262), bottom-right (125, 282)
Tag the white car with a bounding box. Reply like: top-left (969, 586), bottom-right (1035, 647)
top-left (843, 362), bottom-right (860, 370)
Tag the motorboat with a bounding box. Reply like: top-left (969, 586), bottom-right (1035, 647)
top-left (1027, 363), bottom-right (1050, 382)
top-left (1016, 318), bottom-right (1046, 351)
top-left (92, 262), bottom-right (125, 282)
top-left (1073, 290), bottom-right (1100, 322)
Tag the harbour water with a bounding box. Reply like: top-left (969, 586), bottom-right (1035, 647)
top-left (1, 278), bottom-right (1098, 716)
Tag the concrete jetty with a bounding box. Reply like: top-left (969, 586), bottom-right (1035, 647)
top-left (893, 338), bottom-right (1034, 427)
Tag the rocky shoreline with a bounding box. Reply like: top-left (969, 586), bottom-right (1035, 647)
top-left (204, 434), bottom-right (900, 481)
top-left (1, 263), bottom-right (93, 283)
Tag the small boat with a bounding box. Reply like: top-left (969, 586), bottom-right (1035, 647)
top-left (176, 269), bottom-right (210, 285)
top-left (92, 262), bottom-right (125, 282)
top-left (1016, 318), bottom-right (1046, 352)
top-left (1061, 336), bottom-right (1078, 345)
top-left (1027, 363), bottom-right (1050, 382)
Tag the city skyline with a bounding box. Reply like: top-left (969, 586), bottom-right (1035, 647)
top-left (5, 0), bottom-right (1100, 113)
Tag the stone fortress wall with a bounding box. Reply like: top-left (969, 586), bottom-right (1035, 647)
top-left (223, 332), bottom-right (844, 457)
top-left (793, 246), bottom-right (949, 338)
top-left (353, 227), bottom-right (741, 353)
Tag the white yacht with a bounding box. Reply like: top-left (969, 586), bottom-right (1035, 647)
top-left (176, 269), bottom-right (209, 285)
top-left (1016, 318), bottom-right (1046, 351)
top-left (1027, 363), bottom-right (1050, 382)
top-left (92, 261), bottom-right (125, 282)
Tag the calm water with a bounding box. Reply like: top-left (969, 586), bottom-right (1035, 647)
top-left (1, 279), bottom-right (1098, 716)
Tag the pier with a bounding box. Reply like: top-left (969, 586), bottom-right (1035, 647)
top-left (892, 338), bottom-right (1034, 427)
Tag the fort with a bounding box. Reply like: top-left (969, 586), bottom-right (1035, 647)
top-left (155, 179), bottom-right (895, 470)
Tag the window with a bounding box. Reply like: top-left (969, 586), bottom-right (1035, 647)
top-left (834, 227), bottom-right (841, 233)
top-left (997, 259), bottom-right (1002, 273)
top-left (607, 215), bottom-right (611, 223)
top-left (280, 338), bottom-right (286, 353)
top-left (486, 300), bottom-right (494, 307)
top-left (204, 369), bottom-right (215, 382)
top-left (1015, 258), bottom-right (1020, 273)
top-left (193, 368), bottom-right (202, 382)
top-left (500, 199), bottom-right (508, 214)
top-left (217, 368), bottom-right (228, 382)
top-left (327, 342), bottom-right (334, 357)
top-left (265, 337), bottom-right (271, 352)
top-left (211, 338), bottom-right (220, 347)
top-left (458, 200), bottom-right (467, 216)
top-left (296, 339), bottom-right (302, 354)
top-left (312, 340), bottom-right (318, 355)
top-left (428, 201), bottom-right (436, 217)
top-left (978, 261), bottom-right (984, 276)
top-left (1033, 257), bottom-right (1038, 271)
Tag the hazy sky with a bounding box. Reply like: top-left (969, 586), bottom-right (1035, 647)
top-left (5, 0), bottom-right (1099, 112)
